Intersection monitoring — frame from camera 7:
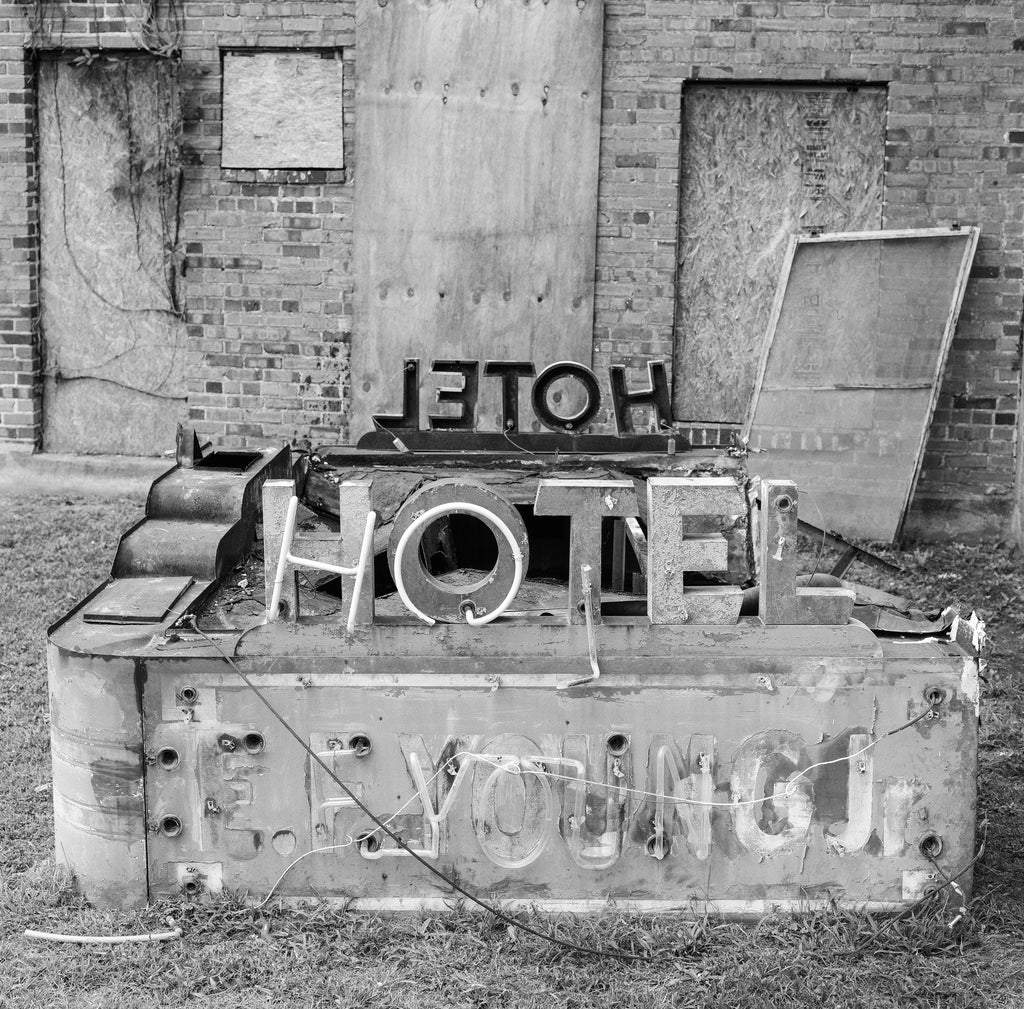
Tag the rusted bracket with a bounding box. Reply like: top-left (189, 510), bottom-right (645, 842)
top-left (559, 563), bottom-right (601, 690)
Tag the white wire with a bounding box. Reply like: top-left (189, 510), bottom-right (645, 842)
top-left (249, 760), bottom-right (452, 909)
top-left (245, 728), bottom-right (905, 908)
top-left (465, 735), bottom-right (891, 810)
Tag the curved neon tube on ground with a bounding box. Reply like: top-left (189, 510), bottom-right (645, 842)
top-left (267, 495), bottom-right (377, 633)
top-left (23, 928), bottom-right (182, 944)
top-left (391, 501), bottom-right (524, 626)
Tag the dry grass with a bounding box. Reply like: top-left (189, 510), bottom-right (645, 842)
top-left (2, 492), bottom-right (1023, 1008)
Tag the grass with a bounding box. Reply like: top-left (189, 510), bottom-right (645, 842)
top-left (2, 492), bottom-right (1024, 1007)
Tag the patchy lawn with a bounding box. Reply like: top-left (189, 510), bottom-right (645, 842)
top-left (1, 492), bottom-right (1023, 1008)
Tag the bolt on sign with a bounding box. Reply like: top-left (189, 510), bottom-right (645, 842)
top-left (47, 414), bottom-right (981, 911)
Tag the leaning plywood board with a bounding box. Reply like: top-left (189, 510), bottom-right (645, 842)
top-left (743, 227), bottom-right (979, 543)
top-left (673, 85), bottom-right (886, 423)
top-left (351, 0), bottom-right (603, 438)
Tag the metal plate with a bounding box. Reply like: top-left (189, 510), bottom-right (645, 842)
top-left (83, 576), bottom-right (195, 624)
top-left (139, 628), bottom-right (976, 912)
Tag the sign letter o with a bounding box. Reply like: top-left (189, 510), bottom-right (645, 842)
top-left (531, 361), bottom-right (601, 433)
top-left (387, 479), bottom-right (529, 623)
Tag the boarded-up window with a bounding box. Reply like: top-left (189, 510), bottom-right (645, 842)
top-left (744, 228), bottom-right (979, 543)
top-left (222, 52), bottom-right (345, 169)
top-left (38, 56), bottom-right (187, 455)
top-left (673, 85), bottom-right (886, 424)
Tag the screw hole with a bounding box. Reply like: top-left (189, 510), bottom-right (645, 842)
top-left (179, 685), bottom-right (198, 705)
top-left (157, 747), bottom-right (179, 770)
top-left (919, 833), bottom-right (943, 859)
top-left (160, 815), bottom-right (183, 838)
top-left (924, 686), bottom-right (947, 707)
top-left (607, 733), bottom-right (629, 757)
top-left (357, 831), bottom-right (381, 854)
top-left (182, 877), bottom-right (201, 896)
top-left (775, 494), bottom-right (793, 513)
top-left (350, 734), bottom-right (372, 757)
top-left (243, 732), bottom-right (265, 754)
top-left (645, 833), bottom-right (667, 859)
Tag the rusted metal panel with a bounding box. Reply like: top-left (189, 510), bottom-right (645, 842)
top-left (48, 594), bottom-right (978, 912)
top-left (744, 227), bottom-right (980, 543)
top-left (83, 576), bottom-right (195, 624)
top-left (48, 647), bottom-right (148, 909)
top-left (351, 0), bottom-right (604, 438)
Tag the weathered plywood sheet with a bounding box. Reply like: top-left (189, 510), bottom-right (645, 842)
top-left (39, 58), bottom-right (187, 455)
top-left (745, 229), bottom-right (979, 543)
top-left (673, 85), bottom-right (886, 423)
top-left (222, 52), bottom-right (345, 169)
top-left (351, 0), bottom-right (603, 438)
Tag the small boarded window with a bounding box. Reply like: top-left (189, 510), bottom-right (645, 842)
top-left (221, 51), bottom-right (344, 169)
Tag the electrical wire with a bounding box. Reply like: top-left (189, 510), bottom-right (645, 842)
top-left (464, 700), bottom-right (941, 811)
top-left (800, 490), bottom-right (829, 580)
top-left (187, 620), bottom-right (654, 962)
top-left (187, 618), bottom-right (946, 959)
top-left (241, 710), bottom-right (940, 912)
top-left (247, 762), bottom-right (451, 911)
top-left (846, 819), bottom-right (988, 956)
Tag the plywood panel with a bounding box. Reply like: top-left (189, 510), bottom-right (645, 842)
top-left (351, 0), bottom-right (603, 438)
top-left (673, 85), bottom-right (886, 423)
top-left (39, 58), bottom-right (187, 455)
top-left (744, 228), bottom-right (979, 543)
top-left (222, 52), bottom-right (345, 169)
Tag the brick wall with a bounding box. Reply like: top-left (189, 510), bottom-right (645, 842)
top-left (0, 15), bottom-right (38, 446)
top-left (1, 0), bottom-right (1022, 537)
